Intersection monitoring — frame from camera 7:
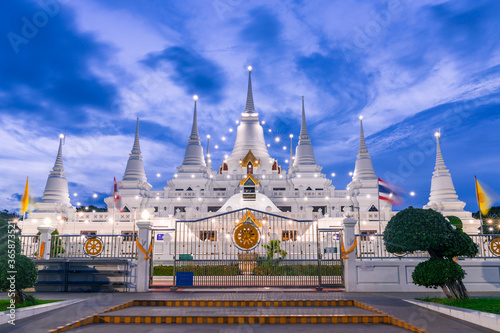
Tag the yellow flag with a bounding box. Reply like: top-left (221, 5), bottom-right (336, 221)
top-left (21, 176), bottom-right (29, 214)
top-left (475, 177), bottom-right (492, 216)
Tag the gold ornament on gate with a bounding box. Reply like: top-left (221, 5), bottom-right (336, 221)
top-left (233, 223), bottom-right (260, 251)
top-left (84, 237), bottom-right (103, 256)
top-left (490, 237), bottom-right (500, 256)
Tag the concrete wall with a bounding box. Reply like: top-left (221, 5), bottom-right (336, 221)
top-left (348, 259), bottom-right (500, 292)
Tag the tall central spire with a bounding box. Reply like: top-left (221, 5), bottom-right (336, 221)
top-left (293, 97), bottom-right (317, 167)
top-left (352, 116), bottom-right (376, 180)
top-left (122, 118), bottom-right (148, 183)
top-left (244, 66), bottom-right (255, 114)
top-left (180, 95), bottom-right (206, 168)
top-left (227, 67), bottom-right (270, 165)
top-left (40, 135), bottom-right (71, 204)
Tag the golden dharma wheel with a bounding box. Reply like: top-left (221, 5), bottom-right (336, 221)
top-left (233, 223), bottom-right (260, 251)
top-left (489, 237), bottom-right (500, 256)
top-left (84, 237), bottom-right (104, 257)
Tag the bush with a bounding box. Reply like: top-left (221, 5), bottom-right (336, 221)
top-left (412, 258), bottom-right (465, 289)
top-left (446, 216), bottom-right (463, 231)
top-left (384, 207), bottom-right (478, 299)
top-left (0, 216), bottom-right (38, 304)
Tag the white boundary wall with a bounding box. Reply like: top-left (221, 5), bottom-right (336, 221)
top-left (341, 218), bottom-right (500, 293)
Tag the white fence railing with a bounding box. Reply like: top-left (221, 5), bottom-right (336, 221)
top-left (356, 234), bottom-right (500, 259)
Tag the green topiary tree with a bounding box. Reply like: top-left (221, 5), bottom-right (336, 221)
top-left (383, 207), bottom-right (478, 299)
top-left (446, 216), bottom-right (463, 231)
top-left (0, 216), bottom-right (38, 304)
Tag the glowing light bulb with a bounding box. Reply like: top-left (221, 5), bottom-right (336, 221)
top-left (247, 66), bottom-right (252, 71)
top-left (93, 193), bottom-right (98, 198)
top-left (359, 115), bottom-right (363, 120)
top-left (275, 137), bottom-right (280, 142)
top-left (141, 209), bottom-right (150, 220)
top-left (207, 134), bottom-right (211, 139)
top-left (193, 95), bottom-right (198, 101)
top-left (331, 173), bottom-right (336, 177)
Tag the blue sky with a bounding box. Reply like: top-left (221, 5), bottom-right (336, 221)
top-left (1, 0), bottom-right (499, 212)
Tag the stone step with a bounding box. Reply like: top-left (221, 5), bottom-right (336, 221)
top-left (48, 299), bottom-right (426, 333)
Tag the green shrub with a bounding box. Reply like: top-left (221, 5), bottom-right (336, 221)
top-left (384, 207), bottom-right (478, 299)
top-left (412, 258), bottom-right (465, 289)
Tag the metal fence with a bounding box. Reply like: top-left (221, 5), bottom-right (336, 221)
top-left (356, 234), bottom-right (500, 259)
top-left (167, 208), bottom-right (343, 287)
top-left (50, 235), bottom-right (137, 259)
top-left (19, 235), bottom-right (40, 259)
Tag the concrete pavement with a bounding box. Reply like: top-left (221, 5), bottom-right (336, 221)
top-left (0, 290), bottom-right (498, 333)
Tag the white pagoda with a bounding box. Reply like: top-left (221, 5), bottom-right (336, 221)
top-left (22, 67), bottom-right (481, 239)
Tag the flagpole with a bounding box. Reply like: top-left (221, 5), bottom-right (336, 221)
top-left (475, 175), bottom-right (484, 234)
top-left (377, 178), bottom-right (381, 234)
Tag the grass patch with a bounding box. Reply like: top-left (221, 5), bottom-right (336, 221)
top-left (0, 298), bottom-right (59, 312)
top-left (417, 297), bottom-right (500, 315)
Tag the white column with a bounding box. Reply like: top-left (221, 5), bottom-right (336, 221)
top-left (37, 225), bottom-right (55, 260)
top-left (136, 220), bottom-right (152, 292)
top-left (342, 217), bottom-right (357, 292)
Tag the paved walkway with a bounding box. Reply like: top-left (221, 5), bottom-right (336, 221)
top-left (0, 290), bottom-right (498, 333)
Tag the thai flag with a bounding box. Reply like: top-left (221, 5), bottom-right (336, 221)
top-left (378, 178), bottom-right (402, 204)
top-left (113, 177), bottom-right (122, 212)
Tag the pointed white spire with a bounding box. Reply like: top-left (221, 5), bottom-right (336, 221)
top-left (180, 96), bottom-right (206, 168)
top-left (424, 132), bottom-right (465, 211)
top-left (244, 66), bottom-right (255, 114)
top-left (293, 97), bottom-right (317, 166)
top-left (40, 135), bottom-right (71, 204)
top-left (122, 118), bottom-right (148, 183)
top-left (227, 67), bottom-right (270, 165)
top-left (352, 116), bottom-right (377, 180)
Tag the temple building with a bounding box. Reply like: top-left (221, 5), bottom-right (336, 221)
top-left (21, 67), bottom-right (481, 238)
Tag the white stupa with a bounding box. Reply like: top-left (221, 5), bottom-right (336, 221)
top-left (22, 66), bottom-right (480, 239)
top-left (35, 135), bottom-right (74, 213)
top-left (226, 66), bottom-right (272, 172)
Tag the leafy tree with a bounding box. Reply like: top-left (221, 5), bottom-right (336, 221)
top-left (0, 216), bottom-right (38, 304)
top-left (383, 207), bottom-right (478, 299)
top-left (264, 240), bottom-right (287, 260)
top-left (446, 216), bottom-right (463, 231)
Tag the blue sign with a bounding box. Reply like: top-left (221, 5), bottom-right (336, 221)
top-left (176, 272), bottom-right (193, 286)
top-left (156, 234), bottom-right (164, 241)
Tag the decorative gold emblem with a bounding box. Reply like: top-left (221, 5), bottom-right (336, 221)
top-left (84, 237), bottom-right (103, 256)
top-left (233, 223), bottom-right (260, 251)
top-left (489, 237), bottom-right (500, 256)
